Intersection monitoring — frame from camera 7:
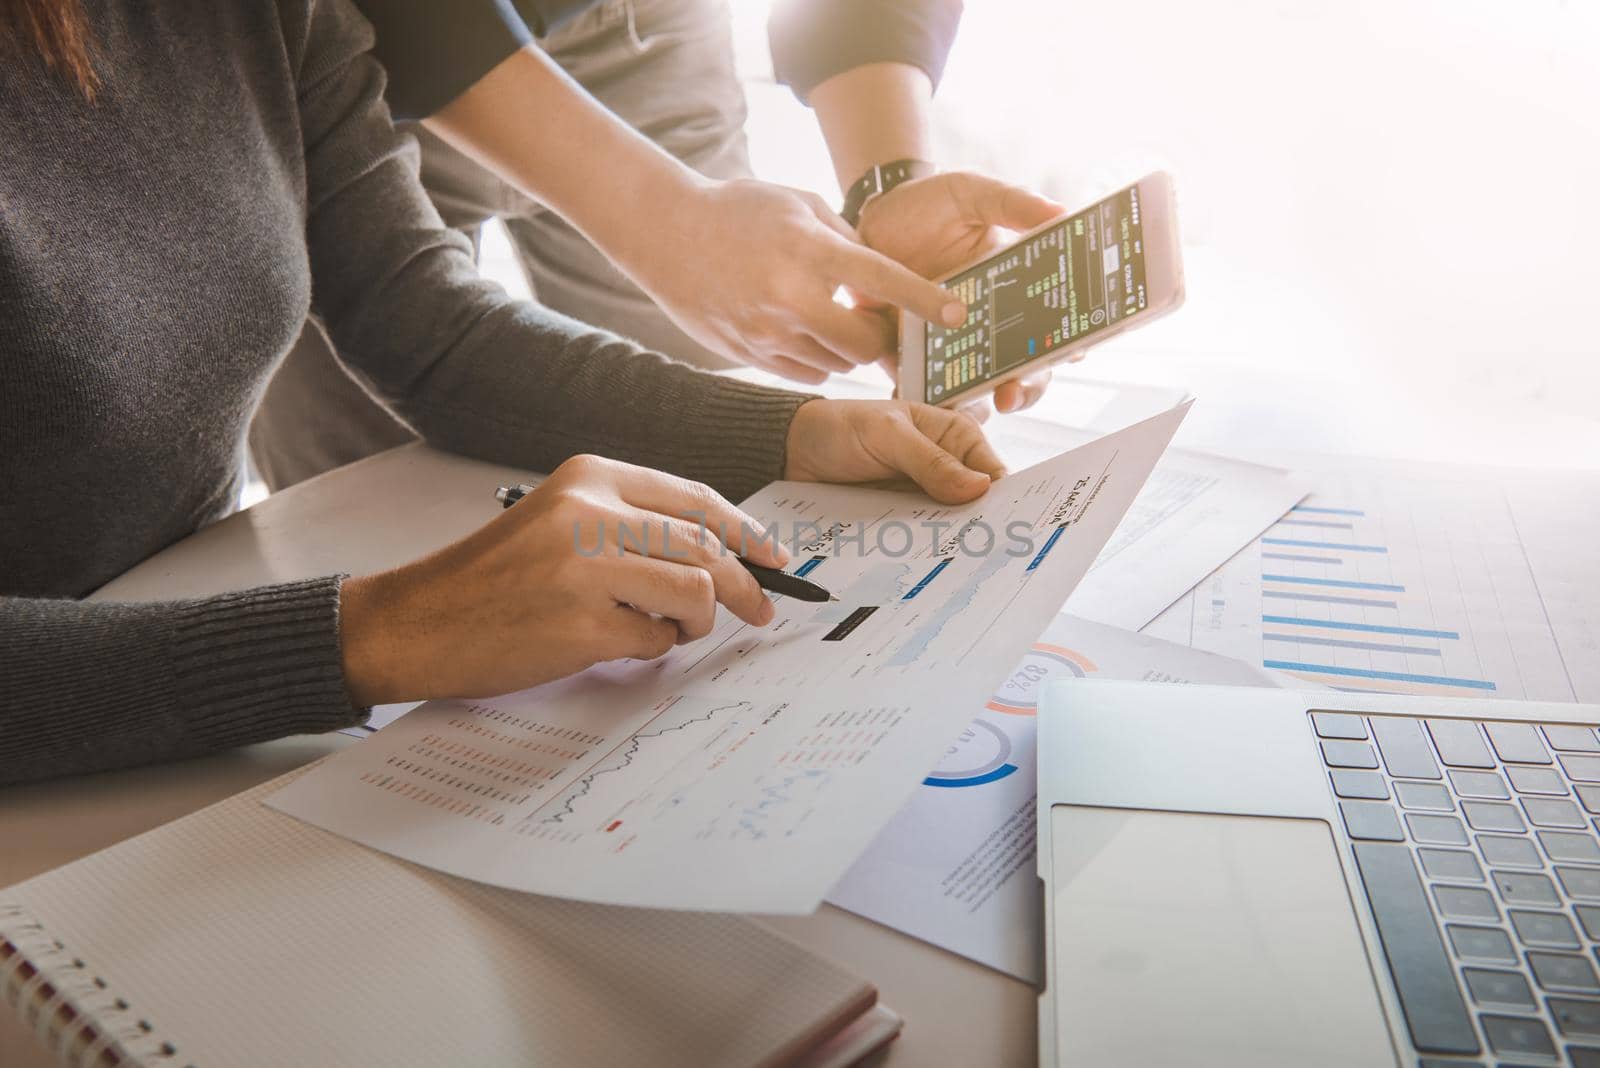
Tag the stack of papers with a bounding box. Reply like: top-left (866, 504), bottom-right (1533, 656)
top-left (299, 392), bottom-right (1597, 986)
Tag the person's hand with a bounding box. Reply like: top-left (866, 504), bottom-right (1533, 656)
top-left (858, 172), bottom-right (1069, 416)
top-left (785, 398), bottom-right (1006, 504)
top-left (625, 177), bottom-right (967, 384)
top-left (338, 456), bottom-right (789, 706)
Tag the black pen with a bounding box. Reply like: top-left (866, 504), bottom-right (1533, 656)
top-left (495, 483), bottom-right (836, 603)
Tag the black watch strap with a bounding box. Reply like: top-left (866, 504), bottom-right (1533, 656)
top-left (840, 158), bottom-right (935, 228)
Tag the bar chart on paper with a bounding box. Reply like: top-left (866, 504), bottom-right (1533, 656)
top-left (1144, 465), bottom-right (1595, 703)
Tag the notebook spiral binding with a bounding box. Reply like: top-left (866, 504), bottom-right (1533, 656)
top-left (0, 903), bottom-right (184, 1067)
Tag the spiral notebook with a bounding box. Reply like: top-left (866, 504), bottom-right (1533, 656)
top-left (0, 767), bottom-right (896, 1067)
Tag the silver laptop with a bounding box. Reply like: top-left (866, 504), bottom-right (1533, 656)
top-left (1038, 680), bottom-right (1600, 1067)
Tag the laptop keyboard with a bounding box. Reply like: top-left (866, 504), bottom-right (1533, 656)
top-left (1312, 710), bottom-right (1600, 1067)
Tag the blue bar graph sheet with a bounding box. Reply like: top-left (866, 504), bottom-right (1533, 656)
top-left (1141, 467), bottom-right (1591, 703)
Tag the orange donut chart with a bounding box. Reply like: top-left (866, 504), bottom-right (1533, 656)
top-left (984, 643), bottom-right (1098, 716)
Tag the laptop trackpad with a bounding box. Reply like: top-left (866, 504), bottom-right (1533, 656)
top-left (1049, 806), bottom-right (1397, 1067)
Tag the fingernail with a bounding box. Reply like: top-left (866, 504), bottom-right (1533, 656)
top-left (759, 600), bottom-right (775, 625)
top-left (941, 302), bottom-right (966, 328)
top-left (772, 539), bottom-right (792, 565)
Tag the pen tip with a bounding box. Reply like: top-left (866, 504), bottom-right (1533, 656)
top-left (828, 595), bottom-right (840, 602)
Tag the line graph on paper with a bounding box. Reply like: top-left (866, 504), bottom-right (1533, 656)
top-left (697, 768), bottom-right (837, 842)
top-left (515, 696), bottom-right (755, 841)
top-left (1144, 470), bottom-right (1584, 703)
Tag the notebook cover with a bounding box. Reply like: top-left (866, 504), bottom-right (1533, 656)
top-left (0, 766), bottom-right (875, 1067)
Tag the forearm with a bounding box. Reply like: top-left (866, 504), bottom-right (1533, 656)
top-left (325, 269), bottom-right (812, 501)
top-left (808, 62), bottom-right (936, 193)
top-left (298, 9), bottom-right (812, 500)
top-left (309, 181), bottom-right (811, 498)
top-left (421, 45), bottom-right (704, 281)
top-left (0, 580), bottom-right (360, 786)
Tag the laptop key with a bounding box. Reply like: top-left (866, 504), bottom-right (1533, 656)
top-left (1406, 813), bottom-right (1468, 846)
top-left (1507, 765), bottom-right (1570, 795)
top-left (1450, 769), bottom-right (1510, 799)
top-left (1551, 997), bottom-right (1600, 1039)
top-left (1321, 739), bottom-right (1379, 769)
top-left (1462, 967), bottom-right (1536, 1009)
top-left (1530, 952), bottom-right (1600, 993)
top-left (1433, 884), bottom-right (1500, 921)
top-left (1340, 801), bottom-right (1404, 841)
top-left (1540, 831), bottom-right (1600, 865)
top-left (1396, 782), bottom-right (1453, 811)
top-left (1523, 797), bottom-right (1588, 828)
top-left (1487, 722), bottom-right (1553, 764)
top-left (1447, 924), bottom-right (1517, 964)
top-left (1559, 867), bottom-right (1600, 901)
top-left (1329, 770), bottom-right (1388, 800)
top-left (1349, 842), bottom-right (1479, 1054)
top-left (1481, 1013), bottom-right (1557, 1058)
top-left (1426, 718), bottom-right (1495, 768)
top-left (1418, 849), bottom-right (1482, 883)
top-left (1578, 785), bottom-right (1600, 814)
top-left (1491, 870), bottom-right (1560, 907)
top-left (1478, 834), bottom-right (1543, 869)
top-left (1562, 754), bottom-right (1600, 782)
top-left (1311, 711), bottom-right (1367, 739)
top-left (1371, 716), bottom-right (1441, 779)
top-left (1578, 906), bottom-right (1600, 941)
top-left (1462, 801), bottom-right (1527, 833)
top-left (1546, 725), bottom-right (1600, 752)
top-left (1510, 910), bottom-right (1581, 949)
top-left (1572, 1046), bottom-right (1600, 1068)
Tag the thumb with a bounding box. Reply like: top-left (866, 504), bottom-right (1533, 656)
top-left (885, 420), bottom-right (993, 504)
top-left (961, 173), bottom-right (1064, 232)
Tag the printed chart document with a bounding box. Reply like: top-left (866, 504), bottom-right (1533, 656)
top-left (268, 404), bottom-right (1190, 912)
top-left (825, 613), bottom-right (1283, 983)
top-left (346, 415), bottom-right (1306, 738)
top-left (993, 416), bottom-right (1312, 631)
top-left (1143, 457), bottom-right (1600, 703)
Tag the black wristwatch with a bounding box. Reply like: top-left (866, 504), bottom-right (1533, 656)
top-left (840, 158), bottom-right (936, 229)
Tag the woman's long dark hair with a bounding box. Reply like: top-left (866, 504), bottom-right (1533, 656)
top-left (0, 0), bottom-right (98, 98)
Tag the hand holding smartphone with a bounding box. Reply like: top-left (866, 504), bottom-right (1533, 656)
top-left (899, 172), bottom-right (1185, 407)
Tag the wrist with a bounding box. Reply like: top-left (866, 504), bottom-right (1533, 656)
top-left (592, 162), bottom-right (714, 282)
top-left (553, 121), bottom-right (707, 265)
top-left (854, 178), bottom-right (924, 247)
top-left (783, 398), bottom-right (825, 481)
top-left (840, 158), bottom-right (936, 230)
top-left (339, 572), bottom-right (409, 708)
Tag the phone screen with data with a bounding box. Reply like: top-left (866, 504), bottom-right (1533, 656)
top-left (923, 184), bottom-right (1148, 404)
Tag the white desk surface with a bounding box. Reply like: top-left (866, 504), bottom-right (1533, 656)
top-left (3, 357), bottom-right (1596, 1068)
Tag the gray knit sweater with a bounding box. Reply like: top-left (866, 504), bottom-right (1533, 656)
top-left (0, 0), bottom-right (810, 786)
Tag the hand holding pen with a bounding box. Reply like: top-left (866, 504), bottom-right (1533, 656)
top-left (497, 482), bottom-right (834, 603)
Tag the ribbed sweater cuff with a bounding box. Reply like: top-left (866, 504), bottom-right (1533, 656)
top-left (673, 379), bottom-right (818, 503)
top-left (170, 575), bottom-right (365, 750)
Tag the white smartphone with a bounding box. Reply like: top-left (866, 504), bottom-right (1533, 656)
top-left (899, 171), bottom-right (1185, 408)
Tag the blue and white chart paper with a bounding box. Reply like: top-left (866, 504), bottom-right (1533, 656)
top-left (269, 403), bottom-right (1189, 912)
